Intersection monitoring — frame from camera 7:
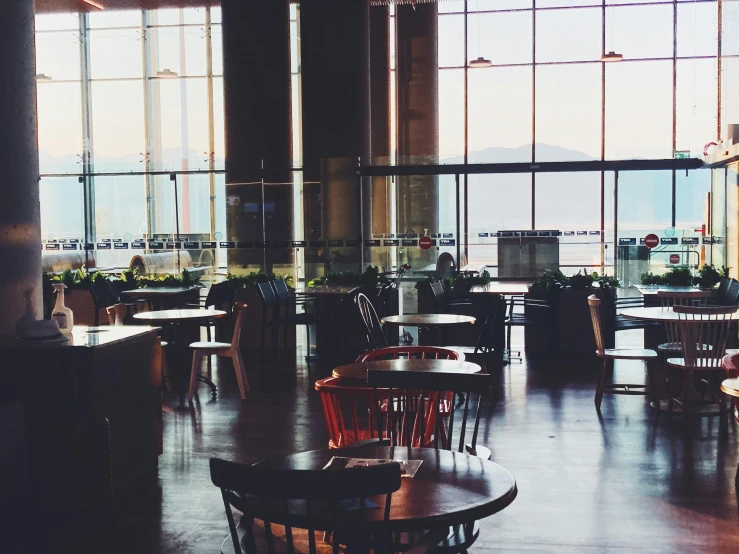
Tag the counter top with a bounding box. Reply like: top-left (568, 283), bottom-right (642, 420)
top-left (0, 325), bottom-right (161, 349)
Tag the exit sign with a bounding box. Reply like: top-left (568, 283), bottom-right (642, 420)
top-left (674, 150), bottom-right (691, 159)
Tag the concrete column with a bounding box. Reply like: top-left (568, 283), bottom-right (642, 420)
top-left (0, 0), bottom-right (41, 338)
top-left (222, 0), bottom-right (292, 275)
top-left (300, 0), bottom-right (370, 273)
top-left (396, 4), bottom-right (439, 267)
top-left (370, 5), bottom-right (391, 240)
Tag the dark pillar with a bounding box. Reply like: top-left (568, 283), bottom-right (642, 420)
top-left (0, 0), bottom-right (41, 337)
top-left (222, 0), bottom-right (292, 275)
top-left (396, 4), bottom-right (439, 267)
top-left (300, 0), bottom-right (370, 274)
top-left (370, 6), bottom-right (391, 257)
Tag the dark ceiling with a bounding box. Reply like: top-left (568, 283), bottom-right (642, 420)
top-left (35, 0), bottom-right (219, 14)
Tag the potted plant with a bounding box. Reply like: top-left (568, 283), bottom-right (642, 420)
top-left (693, 264), bottom-right (730, 290)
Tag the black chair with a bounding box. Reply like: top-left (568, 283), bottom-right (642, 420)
top-left (600, 284), bottom-right (660, 333)
top-left (258, 281), bottom-right (316, 358)
top-left (724, 279), bottom-right (739, 306)
top-left (505, 294), bottom-right (553, 361)
top-left (367, 370), bottom-right (494, 553)
top-left (90, 278), bottom-right (119, 326)
top-left (355, 292), bottom-right (388, 351)
top-left (183, 280), bottom-right (240, 336)
top-left (708, 277), bottom-right (732, 306)
top-left (210, 458), bottom-right (402, 554)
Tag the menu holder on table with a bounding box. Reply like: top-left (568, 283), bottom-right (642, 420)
top-left (323, 457), bottom-right (422, 479)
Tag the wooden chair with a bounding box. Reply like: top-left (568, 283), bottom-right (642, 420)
top-left (210, 457), bottom-right (402, 554)
top-left (656, 290), bottom-right (711, 354)
top-left (356, 346), bottom-right (461, 363)
top-left (314, 377), bottom-right (385, 449)
top-left (588, 295), bottom-right (658, 413)
top-left (188, 302), bottom-right (249, 401)
top-left (366, 370), bottom-right (494, 553)
top-left (106, 302), bottom-right (171, 389)
top-left (355, 293), bottom-right (388, 350)
top-left (666, 305), bottom-right (736, 415)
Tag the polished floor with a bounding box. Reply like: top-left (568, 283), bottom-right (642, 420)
top-left (48, 329), bottom-right (739, 553)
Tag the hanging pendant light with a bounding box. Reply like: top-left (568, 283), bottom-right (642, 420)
top-left (600, 51), bottom-right (623, 62)
top-left (469, 56), bottom-right (492, 68)
top-left (155, 69), bottom-right (179, 79)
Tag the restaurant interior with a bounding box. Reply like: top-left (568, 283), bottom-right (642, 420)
top-left (5, 0), bottom-right (739, 552)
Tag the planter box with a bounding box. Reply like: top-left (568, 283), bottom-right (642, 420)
top-left (557, 288), bottom-right (603, 355)
top-left (64, 289), bottom-right (106, 326)
top-left (233, 288), bottom-right (296, 350)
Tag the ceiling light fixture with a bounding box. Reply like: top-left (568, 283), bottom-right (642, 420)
top-left (36, 74), bottom-right (53, 82)
top-left (469, 56), bottom-right (492, 68)
top-left (82, 0), bottom-right (105, 9)
top-left (600, 51), bottom-right (623, 62)
top-left (155, 69), bottom-right (179, 78)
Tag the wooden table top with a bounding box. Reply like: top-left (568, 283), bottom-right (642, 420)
top-left (132, 309), bottom-right (227, 324)
top-left (634, 286), bottom-right (705, 296)
top-left (332, 358), bottom-right (481, 380)
top-left (381, 314), bottom-right (476, 326)
top-left (470, 282), bottom-right (530, 295)
top-left (123, 286), bottom-right (200, 298)
top-left (721, 378), bottom-right (739, 397)
top-left (294, 285), bottom-right (363, 296)
top-left (621, 306), bottom-right (739, 322)
top-left (254, 446), bottom-right (517, 532)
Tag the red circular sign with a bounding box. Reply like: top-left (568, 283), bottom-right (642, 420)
top-left (419, 236), bottom-right (433, 250)
top-left (670, 254), bottom-right (680, 264)
top-left (644, 234), bottom-right (659, 249)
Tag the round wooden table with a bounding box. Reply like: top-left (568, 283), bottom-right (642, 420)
top-left (333, 358), bottom-right (481, 381)
top-left (620, 306), bottom-right (739, 322)
top-left (254, 445), bottom-right (517, 533)
top-left (382, 314), bottom-right (476, 327)
top-left (134, 309), bottom-right (227, 400)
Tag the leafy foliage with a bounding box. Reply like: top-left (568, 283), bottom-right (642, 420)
top-left (44, 267), bottom-right (110, 291)
top-left (530, 268), bottom-right (619, 294)
top-left (307, 266), bottom-right (388, 288)
top-left (226, 271), bottom-right (294, 289)
top-left (443, 270), bottom-right (492, 291)
top-left (694, 264), bottom-right (730, 289)
top-left (639, 266), bottom-right (724, 288)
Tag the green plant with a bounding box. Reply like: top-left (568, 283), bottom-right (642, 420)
top-left (640, 272), bottom-right (663, 286)
top-left (308, 266), bottom-right (388, 289)
top-left (445, 270), bottom-right (492, 291)
top-left (226, 271), bottom-right (294, 289)
top-left (694, 264), bottom-right (730, 289)
top-left (530, 269), bottom-right (567, 295)
top-left (45, 267), bottom-right (109, 291)
top-left (597, 274), bottom-right (621, 289)
top-left (135, 270), bottom-right (201, 289)
top-left (663, 267), bottom-right (694, 287)
top-left (567, 270), bottom-right (596, 290)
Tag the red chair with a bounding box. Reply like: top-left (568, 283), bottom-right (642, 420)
top-left (315, 377), bottom-right (383, 449)
top-left (355, 345), bottom-right (461, 362)
top-left (356, 346), bottom-right (461, 448)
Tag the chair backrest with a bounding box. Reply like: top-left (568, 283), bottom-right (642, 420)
top-left (657, 290), bottom-right (710, 344)
top-left (272, 278), bottom-right (292, 303)
top-left (210, 457), bottom-right (401, 554)
top-left (725, 279), bottom-right (739, 306)
top-left (588, 294), bottom-right (606, 356)
top-left (716, 278), bottom-right (732, 304)
top-left (355, 293), bottom-right (388, 350)
top-left (356, 346), bottom-right (461, 362)
top-left (315, 377), bottom-right (383, 448)
top-left (106, 303), bottom-right (127, 326)
top-left (674, 305), bottom-right (737, 369)
top-left (205, 280), bottom-right (238, 309)
top-left (257, 281), bottom-right (278, 308)
top-left (91, 279), bottom-right (118, 325)
top-left (231, 302), bottom-right (247, 349)
top-left (367, 370), bottom-right (492, 454)
top-left (429, 280), bottom-right (446, 312)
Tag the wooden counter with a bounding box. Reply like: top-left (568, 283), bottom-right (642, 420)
top-left (0, 325), bottom-right (163, 512)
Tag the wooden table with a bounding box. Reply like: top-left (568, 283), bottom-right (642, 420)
top-left (622, 307), bottom-right (739, 415)
top-left (634, 286), bottom-right (704, 296)
top-left (123, 286), bottom-right (201, 310)
top-left (252, 446), bottom-right (517, 533)
top-left (134, 309), bottom-right (227, 400)
top-left (470, 282), bottom-right (530, 295)
top-left (382, 314), bottom-right (476, 327)
top-left (332, 358), bottom-right (481, 381)
top-left (620, 306), bottom-right (739, 322)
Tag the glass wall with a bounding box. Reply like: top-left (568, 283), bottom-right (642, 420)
top-left (36, 6), bottom-right (224, 271)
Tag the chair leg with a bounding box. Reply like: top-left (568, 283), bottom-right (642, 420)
top-left (188, 350), bottom-right (204, 402)
top-left (595, 358), bottom-right (608, 413)
top-left (306, 323), bottom-right (311, 359)
top-left (161, 347), bottom-right (172, 392)
top-left (206, 325), bottom-right (212, 373)
top-left (232, 349), bottom-right (249, 399)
